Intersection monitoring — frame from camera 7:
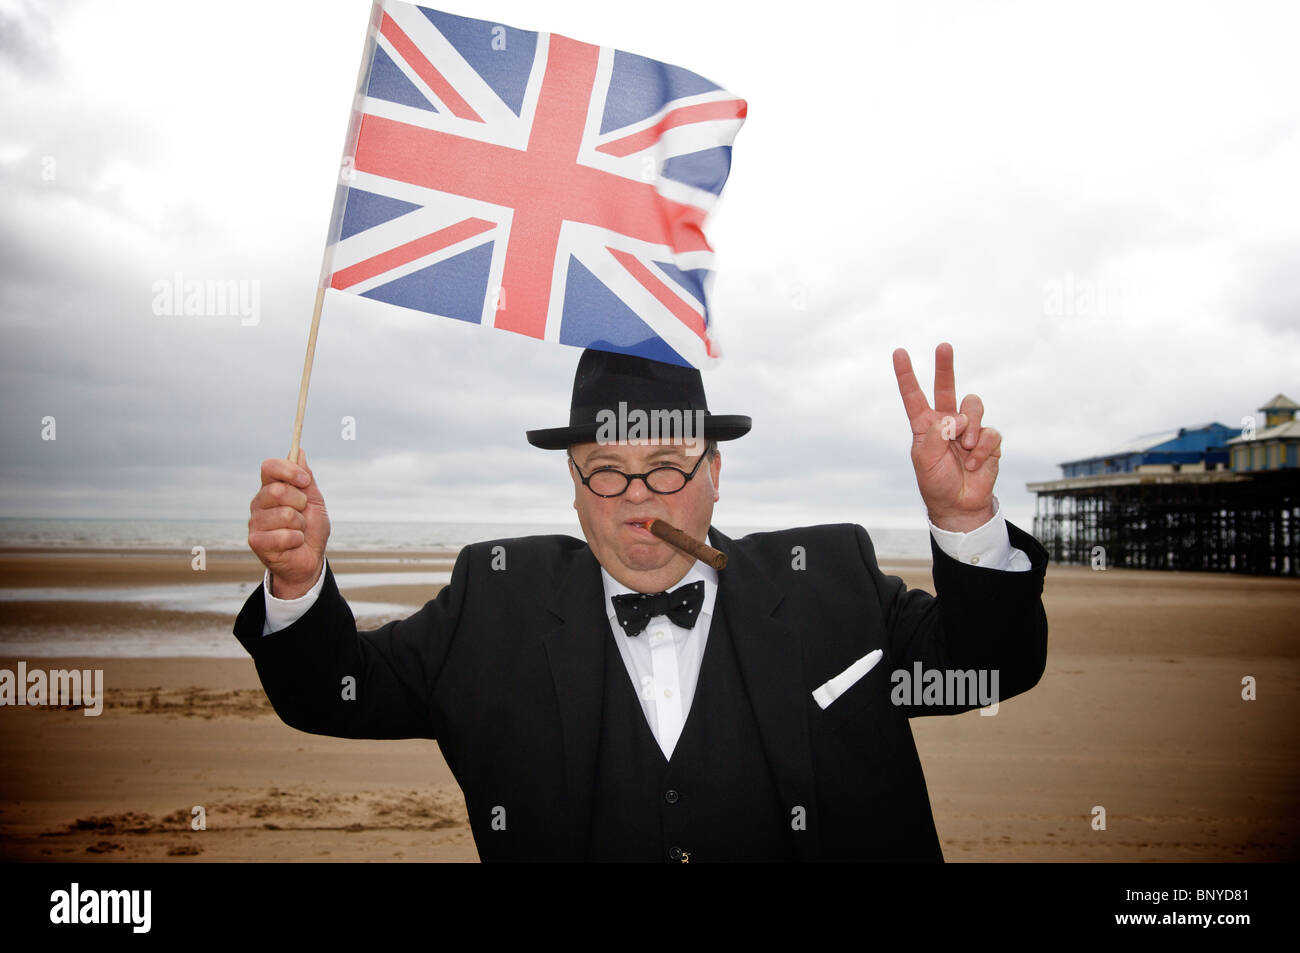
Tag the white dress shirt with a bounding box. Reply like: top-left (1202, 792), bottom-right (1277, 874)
top-left (601, 549), bottom-right (719, 759)
top-left (262, 501), bottom-right (1030, 758)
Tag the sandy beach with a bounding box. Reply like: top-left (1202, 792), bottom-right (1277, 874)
top-left (1, 547), bottom-right (1297, 862)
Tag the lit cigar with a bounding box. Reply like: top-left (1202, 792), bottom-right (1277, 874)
top-left (643, 518), bottom-right (727, 571)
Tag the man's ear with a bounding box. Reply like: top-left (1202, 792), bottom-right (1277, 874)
top-left (709, 451), bottom-right (721, 502)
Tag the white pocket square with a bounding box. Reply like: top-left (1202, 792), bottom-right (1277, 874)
top-left (812, 649), bottom-right (883, 710)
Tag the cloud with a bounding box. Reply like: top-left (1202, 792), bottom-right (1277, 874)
top-left (2, 0), bottom-right (1299, 538)
top-left (0, 0), bottom-right (66, 76)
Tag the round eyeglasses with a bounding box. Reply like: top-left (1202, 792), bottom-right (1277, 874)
top-left (569, 453), bottom-right (708, 497)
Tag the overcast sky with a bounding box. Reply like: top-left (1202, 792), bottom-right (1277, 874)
top-left (2, 0), bottom-right (1297, 534)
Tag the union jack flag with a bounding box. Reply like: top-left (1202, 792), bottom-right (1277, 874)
top-left (322, 1), bottom-right (747, 368)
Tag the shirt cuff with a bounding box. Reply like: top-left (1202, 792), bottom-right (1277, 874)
top-left (927, 498), bottom-right (1031, 572)
top-left (261, 560), bottom-right (328, 636)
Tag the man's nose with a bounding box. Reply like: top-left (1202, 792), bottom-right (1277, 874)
top-left (624, 475), bottom-right (654, 502)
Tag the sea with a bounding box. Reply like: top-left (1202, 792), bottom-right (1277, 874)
top-left (0, 517), bottom-right (933, 557)
top-left (0, 517), bottom-right (932, 658)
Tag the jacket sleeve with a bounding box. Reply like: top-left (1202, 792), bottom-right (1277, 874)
top-left (857, 520), bottom-right (1049, 716)
top-left (231, 544), bottom-right (473, 740)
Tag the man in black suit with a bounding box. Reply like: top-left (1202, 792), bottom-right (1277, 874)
top-left (236, 343), bottom-right (1048, 861)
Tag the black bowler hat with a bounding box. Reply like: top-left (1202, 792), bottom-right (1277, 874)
top-left (526, 349), bottom-right (752, 450)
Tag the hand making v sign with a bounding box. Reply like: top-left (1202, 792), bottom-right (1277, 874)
top-left (893, 342), bottom-right (1002, 534)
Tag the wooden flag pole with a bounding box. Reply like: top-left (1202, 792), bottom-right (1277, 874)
top-left (285, 3), bottom-right (381, 467)
top-left (288, 285), bottom-right (327, 465)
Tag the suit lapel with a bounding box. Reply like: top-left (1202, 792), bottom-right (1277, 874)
top-left (709, 527), bottom-right (821, 860)
top-left (541, 545), bottom-right (608, 860)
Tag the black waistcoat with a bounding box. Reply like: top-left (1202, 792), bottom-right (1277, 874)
top-left (586, 601), bottom-right (797, 862)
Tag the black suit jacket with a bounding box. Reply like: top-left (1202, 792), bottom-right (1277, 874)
top-left (233, 521), bottom-right (1049, 861)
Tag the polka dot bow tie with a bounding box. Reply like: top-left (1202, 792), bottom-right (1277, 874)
top-left (611, 581), bottom-right (706, 637)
